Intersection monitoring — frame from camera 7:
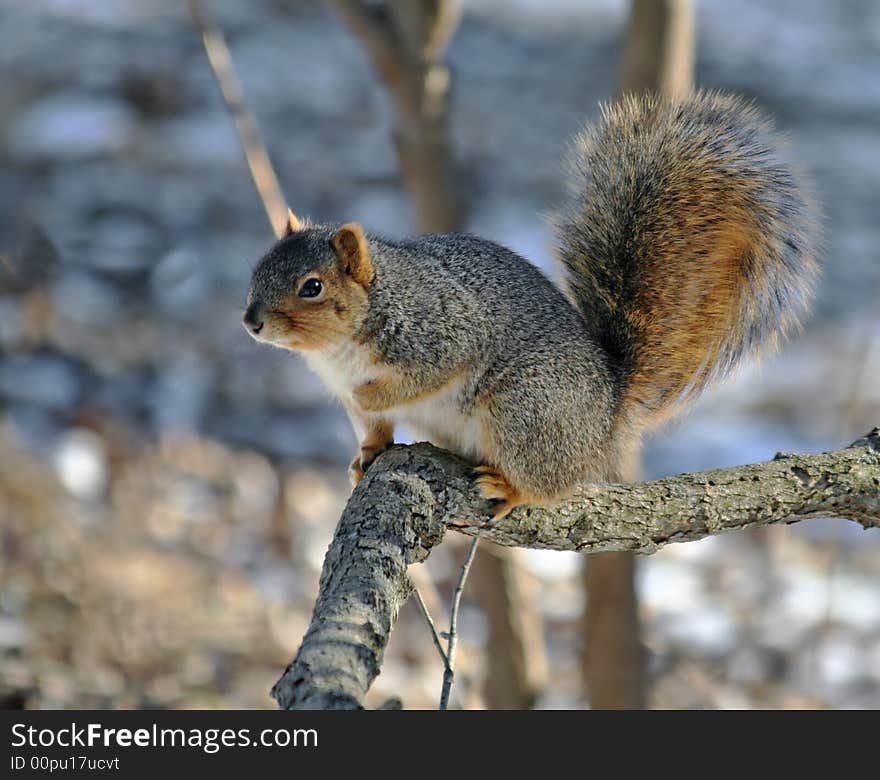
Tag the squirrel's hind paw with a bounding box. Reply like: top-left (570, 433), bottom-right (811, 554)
top-left (473, 465), bottom-right (526, 519)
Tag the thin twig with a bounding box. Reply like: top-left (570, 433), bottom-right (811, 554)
top-left (409, 564), bottom-right (448, 666)
top-left (408, 562), bottom-right (445, 619)
top-left (186, 0), bottom-right (291, 239)
top-left (439, 536), bottom-right (479, 710)
top-left (411, 586), bottom-right (447, 666)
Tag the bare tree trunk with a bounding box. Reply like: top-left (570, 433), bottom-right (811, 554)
top-left (581, 449), bottom-right (645, 708)
top-left (328, 0), bottom-right (463, 233)
top-left (619, 0), bottom-right (694, 100)
top-left (580, 0), bottom-right (694, 710)
top-left (582, 550), bottom-right (644, 708)
top-left (328, 0), bottom-right (546, 709)
top-left (470, 547), bottom-right (547, 709)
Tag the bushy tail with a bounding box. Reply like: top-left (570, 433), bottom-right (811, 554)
top-left (555, 90), bottom-right (819, 428)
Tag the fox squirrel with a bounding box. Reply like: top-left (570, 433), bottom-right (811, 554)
top-left (243, 91), bottom-right (818, 518)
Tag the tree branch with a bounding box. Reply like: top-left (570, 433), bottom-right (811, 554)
top-left (187, 0), bottom-right (290, 238)
top-left (272, 429), bottom-right (880, 709)
top-left (439, 536), bottom-right (478, 710)
top-left (327, 0), bottom-right (463, 232)
top-left (326, 0), bottom-right (405, 98)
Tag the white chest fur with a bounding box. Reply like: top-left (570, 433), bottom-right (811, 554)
top-left (304, 342), bottom-right (484, 461)
top-left (391, 380), bottom-right (483, 460)
top-left (303, 341), bottom-right (380, 402)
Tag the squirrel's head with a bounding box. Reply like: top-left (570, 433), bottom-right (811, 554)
top-left (243, 217), bottom-right (373, 351)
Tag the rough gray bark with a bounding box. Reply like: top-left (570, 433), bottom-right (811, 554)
top-left (273, 430), bottom-right (880, 709)
top-left (271, 453), bottom-right (447, 709)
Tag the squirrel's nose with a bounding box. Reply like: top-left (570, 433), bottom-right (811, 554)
top-left (243, 302), bottom-right (265, 335)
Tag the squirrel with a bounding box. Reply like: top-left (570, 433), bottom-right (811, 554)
top-left (242, 91), bottom-right (818, 518)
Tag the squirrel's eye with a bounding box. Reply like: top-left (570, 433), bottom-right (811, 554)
top-left (299, 278), bottom-right (323, 298)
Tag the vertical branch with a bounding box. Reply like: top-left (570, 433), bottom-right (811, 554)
top-left (581, 548), bottom-right (645, 708)
top-left (328, 0), bottom-right (463, 233)
top-left (187, 0), bottom-right (291, 239)
top-left (385, 0), bottom-right (463, 234)
top-left (411, 586), bottom-right (448, 667)
top-left (619, 0), bottom-right (694, 100)
top-left (471, 547), bottom-right (547, 709)
top-left (580, 0), bottom-right (695, 711)
top-left (581, 450), bottom-right (646, 709)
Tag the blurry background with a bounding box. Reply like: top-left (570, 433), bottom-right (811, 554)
top-left (1, 0), bottom-right (879, 710)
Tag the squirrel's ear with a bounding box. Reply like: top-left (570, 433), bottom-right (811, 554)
top-left (331, 223), bottom-right (373, 287)
top-left (282, 208), bottom-right (302, 238)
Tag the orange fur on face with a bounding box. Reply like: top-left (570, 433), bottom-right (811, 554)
top-left (261, 264), bottom-right (370, 351)
top-left (248, 223), bottom-right (375, 353)
top-left (332, 223), bottom-right (374, 288)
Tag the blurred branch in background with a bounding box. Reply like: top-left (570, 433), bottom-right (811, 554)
top-left (620, 0), bottom-right (694, 99)
top-left (187, 0), bottom-right (290, 239)
top-left (841, 325), bottom-right (876, 441)
top-left (579, 0), bottom-right (694, 710)
top-left (327, 0), bottom-right (547, 709)
top-left (469, 546), bottom-right (548, 709)
top-left (327, 0), bottom-right (463, 233)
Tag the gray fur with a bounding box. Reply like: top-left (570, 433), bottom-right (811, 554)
top-left (246, 91), bottom-right (818, 501)
top-left (360, 232), bottom-right (621, 494)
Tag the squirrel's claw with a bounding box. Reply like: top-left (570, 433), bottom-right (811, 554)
top-left (349, 456), bottom-right (365, 489)
top-left (349, 442), bottom-right (392, 490)
top-left (473, 466), bottom-right (524, 519)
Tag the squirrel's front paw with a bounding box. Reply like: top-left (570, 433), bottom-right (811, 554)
top-left (349, 443), bottom-right (391, 489)
top-left (473, 465), bottom-right (526, 519)
top-left (349, 455), bottom-right (365, 488)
